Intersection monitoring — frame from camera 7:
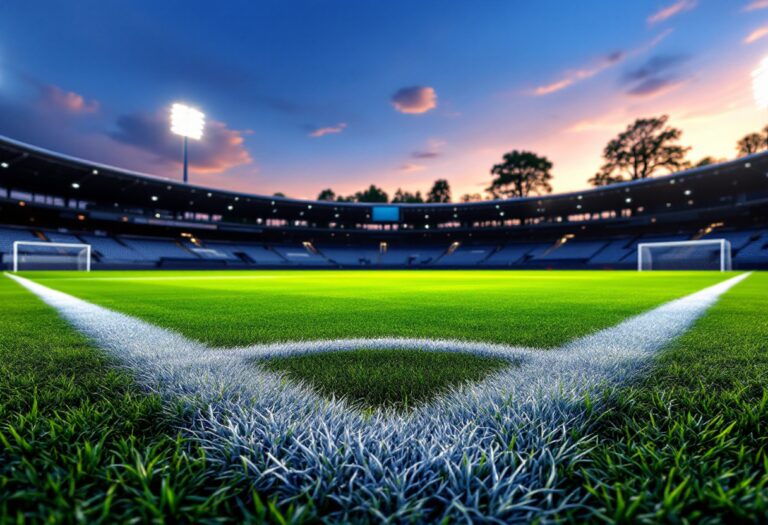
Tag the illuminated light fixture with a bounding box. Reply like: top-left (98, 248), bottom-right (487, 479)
top-left (170, 103), bottom-right (205, 184)
top-left (1, 162), bottom-right (8, 168)
top-left (154, 213), bottom-right (161, 218)
top-left (207, 192), bottom-right (212, 197)
top-left (92, 169), bottom-right (99, 175)
top-left (625, 197), bottom-right (632, 203)
top-left (151, 195), bottom-right (158, 201)
top-left (684, 189), bottom-right (692, 195)
top-left (227, 205), bottom-right (234, 211)
top-left (71, 182), bottom-right (80, 189)
top-left (753, 56), bottom-right (768, 110)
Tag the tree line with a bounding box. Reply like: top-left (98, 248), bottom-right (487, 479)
top-left (304, 116), bottom-right (768, 203)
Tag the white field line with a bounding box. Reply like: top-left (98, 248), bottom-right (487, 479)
top-left (5, 272), bottom-right (750, 523)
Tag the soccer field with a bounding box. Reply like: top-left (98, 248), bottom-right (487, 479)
top-left (1, 270), bottom-right (766, 523)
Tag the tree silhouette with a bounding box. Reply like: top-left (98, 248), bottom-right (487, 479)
top-left (590, 115), bottom-right (690, 187)
top-left (426, 179), bottom-right (451, 203)
top-left (317, 188), bottom-right (336, 201)
top-left (391, 189), bottom-right (424, 203)
top-left (737, 132), bottom-right (765, 156)
top-left (273, 192), bottom-right (286, 197)
top-left (460, 193), bottom-right (483, 202)
top-left (354, 184), bottom-right (388, 203)
top-left (487, 150), bottom-right (553, 198)
top-left (694, 156), bottom-right (723, 167)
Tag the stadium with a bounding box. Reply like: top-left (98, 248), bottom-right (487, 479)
top-left (2, 2), bottom-right (768, 524)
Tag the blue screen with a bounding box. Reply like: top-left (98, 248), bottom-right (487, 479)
top-left (372, 206), bottom-right (400, 222)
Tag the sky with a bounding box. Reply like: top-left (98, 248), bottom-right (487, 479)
top-left (0, 0), bottom-right (766, 200)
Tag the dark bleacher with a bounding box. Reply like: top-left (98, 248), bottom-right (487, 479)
top-left (1, 225), bottom-right (766, 270)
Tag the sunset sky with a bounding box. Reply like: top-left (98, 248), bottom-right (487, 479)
top-left (0, 0), bottom-right (766, 200)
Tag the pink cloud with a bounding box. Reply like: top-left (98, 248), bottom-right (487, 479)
top-left (110, 110), bottom-right (252, 174)
top-left (40, 84), bottom-right (99, 113)
top-left (744, 26), bottom-right (768, 44)
top-left (398, 163), bottom-right (426, 173)
top-left (743, 0), bottom-right (768, 11)
top-left (647, 0), bottom-right (697, 25)
top-left (309, 122), bottom-right (347, 137)
top-left (531, 30), bottom-right (673, 96)
top-left (391, 86), bottom-right (437, 114)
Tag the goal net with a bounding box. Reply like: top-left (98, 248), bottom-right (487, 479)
top-left (13, 241), bottom-right (92, 272)
top-left (637, 239), bottom-right (732, 271)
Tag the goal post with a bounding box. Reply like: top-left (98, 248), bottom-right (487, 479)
top-left (637, 239), bottom-right (731, 272)
top-left (12, 241), bottom-right (92, 272)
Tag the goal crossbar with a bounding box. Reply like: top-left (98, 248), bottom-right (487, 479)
top-left (637, 239), bottom-right (731, 272)
top-left (12, 241), bottom-right (92, 272)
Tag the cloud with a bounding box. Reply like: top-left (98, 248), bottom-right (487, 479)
top-left (743, 0), bottom-right (768, 11)
top-left (622, 54), bottom-right (690, 97)
top-left (391, 86), bottom-right (437, 114)
top-left (308, 122), bottom-right (347, 138)
top-left (744, 26), bottom-right (768, 44)
top-left (398, 163), bottom-right (426, 173)
top-left (531, 30), bottom-right (672, 96)
top-left (647, 0), bottom-right (697, 25)
top-left (110, 109), bottom-right (252, 173)
top-left (534, 51), bottom-right (624, 95)
top-left (39, 84), bottom-right (100, 113)
top-left (411, 138), bottom-right (445, 159)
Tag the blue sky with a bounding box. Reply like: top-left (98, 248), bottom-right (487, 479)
top-left (0, 0), bottom-right (766, 199)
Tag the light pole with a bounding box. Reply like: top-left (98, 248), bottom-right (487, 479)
top-left (754, 56), bottom-right (768, 110)
top-left (170, 103), bottom-right (205, 183)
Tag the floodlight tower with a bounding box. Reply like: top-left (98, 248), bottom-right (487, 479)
top-left (170, 103), bottom-right (205, 184)
top-left (754, 56), bottom-right (768, 110)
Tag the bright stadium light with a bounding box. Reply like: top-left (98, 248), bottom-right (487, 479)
top-left (170, 103), bottom-right (205, 184)
top-left (754, 57), bottom-right (768, 110)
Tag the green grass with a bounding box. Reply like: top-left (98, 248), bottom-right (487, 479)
top-left (0, 275), bottom-right (309, 524)
top-left (3, 269), bottom-right (763, 523)
top-left (22, 270), bottom-right (731, 348)
top-left (564, 272), bottom-right (768, 523)
top-left (258, 349), bottom-right (512, 411)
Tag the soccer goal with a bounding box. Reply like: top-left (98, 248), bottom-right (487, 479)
top-left (12, 241), bottom-right (92, 272)
top-left (637, 239), bottom-right (731, 271)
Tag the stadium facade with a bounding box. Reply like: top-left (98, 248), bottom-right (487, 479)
top-left (1, 135), bottom-right (766, 270)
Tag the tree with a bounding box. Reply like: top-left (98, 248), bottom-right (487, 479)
top-left (460, 193), bottom-right (483, 202)
top-left (273, 192), bottom-right (286, 197)
top-left (354, 184), bottom-right (388, 203)
top-left (587, 171), bottom-right (624, 187)
top-left (391, 188), bottom-right (424, 203)
top-left (590, 115), bottom-right (690, 187)
top-left (737, 133), bottom-right (765, 156)
top-left (694, 156), bottom-right (721, 168)
top-left (426, 179), bottom-right (451, 203)
top-left (317, 188), bottom-right (336, 201)
top-left (335, 195), bottom-right (355, 202)
top-left (487, 150), bottom-right (553, 198)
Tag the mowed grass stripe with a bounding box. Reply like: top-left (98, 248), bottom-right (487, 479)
top-left (567, 272), bottom-right (768, 523)
top-left (21, 270), bottom-right (733, 348)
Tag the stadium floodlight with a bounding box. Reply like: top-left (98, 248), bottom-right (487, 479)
top-left (754, 56), bottom-right (768, 110)
top-left (170, 103), bottom-right (205, 184)
top-left (13, 241), bottom-right (91, 272)
top-left (637, 239), bottom-right (731, 272)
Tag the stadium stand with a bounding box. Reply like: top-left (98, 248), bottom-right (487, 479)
top-left (0, 135), bottom-right (766, 270)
